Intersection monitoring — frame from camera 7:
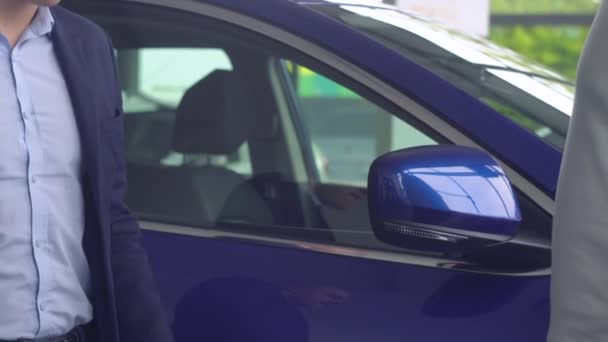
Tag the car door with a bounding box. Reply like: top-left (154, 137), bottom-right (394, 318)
top-left (65, 1), bottom-right (553, 341)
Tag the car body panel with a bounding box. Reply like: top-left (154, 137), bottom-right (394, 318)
top-left (143, 230), bottom-right (550, 342)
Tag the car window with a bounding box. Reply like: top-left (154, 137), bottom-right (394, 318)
top-left (284, 61), bottom-right (437, 186)
top-left (102, 11), bottom-right (445, 254)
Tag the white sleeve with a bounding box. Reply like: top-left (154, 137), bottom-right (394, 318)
top-left (549, 2), bottom-right (608, 341)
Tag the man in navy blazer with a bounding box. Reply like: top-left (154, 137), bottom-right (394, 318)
top-left (0, 1), bottom-right (173, 342)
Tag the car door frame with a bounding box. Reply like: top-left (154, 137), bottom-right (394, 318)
top-left (85, 0), bottom-right (554, 277)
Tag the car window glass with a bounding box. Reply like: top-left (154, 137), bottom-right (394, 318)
top-left (104, 13), bottom-right (445, 254)
top-left (285, 61), bottom-right (437, 186)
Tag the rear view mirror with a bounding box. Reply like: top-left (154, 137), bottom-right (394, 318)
top-left (368, 145), bottom-right (521, 254)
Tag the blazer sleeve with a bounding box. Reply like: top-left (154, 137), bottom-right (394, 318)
top-left (104, 36), bottom-right (175, 342)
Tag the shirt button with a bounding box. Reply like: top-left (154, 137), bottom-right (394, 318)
top-left (39, 304), bottom-right (45, 312)
top-left (31, 177), bottom-right (37, 184)
top-left (35, 240), bottom-right (42, 248)
top-left (22, 112), bottom-right (29, 119)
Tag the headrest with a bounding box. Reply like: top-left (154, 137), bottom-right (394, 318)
top-left (172, 70), bottom-right (254, 155)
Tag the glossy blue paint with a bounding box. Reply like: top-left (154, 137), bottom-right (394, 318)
top-left (368, 146), bottom-right (521, 240)
top-left (194, 0), bottom-right (563, 197)
top-left (142, 230), bottom-right (551, 342)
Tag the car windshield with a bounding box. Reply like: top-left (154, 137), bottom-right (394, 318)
top-left (306, 2), bottom-right (573, 150)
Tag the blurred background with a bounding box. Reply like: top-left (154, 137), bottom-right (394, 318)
top-left (384, 0), bottom-right (600, 81)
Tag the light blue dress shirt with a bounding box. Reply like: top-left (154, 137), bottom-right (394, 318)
top-left (0, 7), bottom-right (93, 340)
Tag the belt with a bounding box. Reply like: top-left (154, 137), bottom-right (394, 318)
top-left (0, 324), bottom-right (91, 342)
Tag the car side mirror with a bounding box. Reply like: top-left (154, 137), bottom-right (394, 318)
top-left (368, 145), bottom-right (521, 254)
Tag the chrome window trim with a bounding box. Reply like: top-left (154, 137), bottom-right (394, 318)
top-left (121, 0), bottom-right (553, 275)
top-left (142, 221), bottom-right (550, 277)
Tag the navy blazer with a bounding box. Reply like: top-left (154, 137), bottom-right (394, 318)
top-left (48, 7), bottom-right (173, 342)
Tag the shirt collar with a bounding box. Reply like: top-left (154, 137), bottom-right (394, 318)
top-left (30, 6), bottom-right (55, 37)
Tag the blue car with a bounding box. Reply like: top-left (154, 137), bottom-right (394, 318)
top-left (65, 0), bottom-right (571, 340)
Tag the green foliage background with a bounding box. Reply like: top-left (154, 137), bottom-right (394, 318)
top-left (492, 0), bottom-right (599, 13)
top-left (490, 0), bottom-right (599, 80)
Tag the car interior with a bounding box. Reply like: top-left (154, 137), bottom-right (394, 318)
top-left (98, 5), bottom-right (344, 243)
